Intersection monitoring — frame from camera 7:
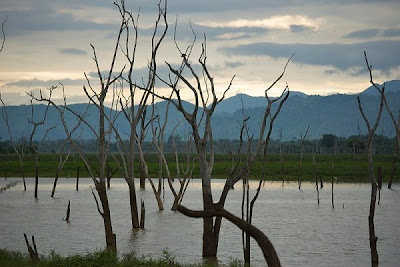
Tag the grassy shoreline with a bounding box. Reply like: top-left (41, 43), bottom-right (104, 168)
top-left (0, 153), bottom-right (398, 183)
top-left (0, 249), bottom-right (239, 267)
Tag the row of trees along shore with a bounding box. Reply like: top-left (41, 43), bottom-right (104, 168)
top-left (0, 1), bottom-right (399, 266)
top-left (0, 133), bottom-right (398, 155)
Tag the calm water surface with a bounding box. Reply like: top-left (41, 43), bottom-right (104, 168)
top-left (0, 178), bottom-right (399, 266)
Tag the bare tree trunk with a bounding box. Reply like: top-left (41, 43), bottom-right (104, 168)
top-left (64, 200), bottom-right (71, 222)
top-left (34, 155), bottom-right (39, 199)
top-left (76, 166), bottom-right (79, 191)
top-left (298, 126), bottom-right (309, 190)
top-left (20, 160), bottom-right (27, 191)
top-left (127, 180), bottom-right (140, 228)
top-left (312, 148), bottom-right (319, 204)
top-left (368, 181), bottom-right (379, 267)
top-left (177, 204), bottom-right (281, 267)
top-left (97, 184), bottom-right (117, 252)
top-left (377, 166), bottom-right (383, 205)
top-left (139, 162), bottom-right (146, 190)
top-left (51, 171), bottom-right (59, 197)
top-left (331, 163), bottom-right (334, 209)
top-left (51, 139), bottom-right (70, 197)
top-left (23, 233), bottom-right (39, 264)
top-left (98, 98), bottom-right (117, 252)
top-left (358, 52), bottom-right (385, 267)
top-left (140, 199), bottom-right (145, 229)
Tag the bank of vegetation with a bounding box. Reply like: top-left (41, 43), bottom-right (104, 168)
top-left (0, 153), bottom-right (398, 183)
top-left (0, 249), bottom-right (238, 267)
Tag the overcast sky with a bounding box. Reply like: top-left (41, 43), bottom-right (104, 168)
top-left (0, 0), bottom-right (399, 105)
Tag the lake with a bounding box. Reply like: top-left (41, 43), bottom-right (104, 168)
top-left (0, 177), bottom-right (399, 266)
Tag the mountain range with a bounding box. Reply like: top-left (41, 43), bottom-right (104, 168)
top-left (1, 80), bottom-right (399, 142)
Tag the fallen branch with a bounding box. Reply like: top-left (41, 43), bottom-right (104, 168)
top-left (176, 204), bottom-right (281, 267)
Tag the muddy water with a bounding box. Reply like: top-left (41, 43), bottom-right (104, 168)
top-left (0, 178), bottom-right (399, 266)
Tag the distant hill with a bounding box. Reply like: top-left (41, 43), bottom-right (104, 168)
top-left (360, 80), bottom-right (400, 96)
top-left (214, 91), bottom-right (308, 114)
top-left (1, 81), bottom-right (399, 141)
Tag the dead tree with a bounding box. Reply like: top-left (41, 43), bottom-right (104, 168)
top-left (76, 165), bottom-right (80, 191)
top-left (331, 163), bottom-right (334, 209)
top-left (151, 100), bottom-right (194, 211)
top-left (51, 124), bottom-right (80, 197)
top-left (33, 52), bottom-right (120, 253)
top-left (106, 163), bottom-right (118, 189)
top-left (64, 200), bottom-right (71, 223)
top-left (51, 139), bottom-right (71, 197)
top-left (312, 147), bottom-right (320, 205)
top-left (357, 51), bottom-right (385, 267)
top-left (177, 204), bottom-right (281, 266)
top-left (0, 94), bottom-right (27, 191)
top-left (153, 27), bottom-right (291, 262)
top-left (298, 125), bottom-right (309, 189)
top-left (172, 129), bottom-right (196, 210)
top-left (23, 233), bottom-right (40, 263)
top-left (377, 166), bottom-right (383, 205)
top-left (112, 0), bottom-right (168, 217)
top-left (139, 107), bottom-right (148, 190)
top-left (27, 94), bottom-right (56, 199)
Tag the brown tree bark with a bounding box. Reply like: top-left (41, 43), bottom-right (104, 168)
top-left (177, 204), bottom-right (281, 267)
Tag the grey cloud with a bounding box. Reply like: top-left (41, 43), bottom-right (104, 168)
top-left (290, 25), bottom-right (314, 33)
top-left (324, 69), bottom-right (338, 75)
top-left (344, 29), bottom-right (380, 39)
top-left (60, 48), bottom-right (87, 55)
top-left (0, 7), bottom-right (114, 36)
top-left (382, 28), bottom-right (400, 37)
top-left (225, 61), bottom-right (244, 68)
top-left (173, 23), bottom-right (269, 41)
top-left (6, 78), bottom-right (86, 87)
top-left (221, 40), bottom-right (400, 73)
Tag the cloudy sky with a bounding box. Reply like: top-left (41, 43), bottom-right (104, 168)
top-left (0, 0), bottom-right (399, 105)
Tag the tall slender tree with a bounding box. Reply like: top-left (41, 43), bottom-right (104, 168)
top-left (357, 51), bottom-right (385, 267)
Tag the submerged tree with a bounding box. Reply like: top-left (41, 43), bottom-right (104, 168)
top-left (357, 51), bottom-right (385, 267)
top-left (298, 125), bottom-right (309, 189)
top-left (150, 26), bottom-right (291, 264)
top-left (27, 94), bottom-right (56, 199)
top-left (114, 0), bottom-right (168, 216)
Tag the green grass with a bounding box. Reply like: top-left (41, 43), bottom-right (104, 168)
top-left (0, 249), bottom-right (240, 267)
top-left (0, 153), bottom-right (398, 183)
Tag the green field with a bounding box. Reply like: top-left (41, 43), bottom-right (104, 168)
top-left (0, 153), bottom-right (398, 183)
